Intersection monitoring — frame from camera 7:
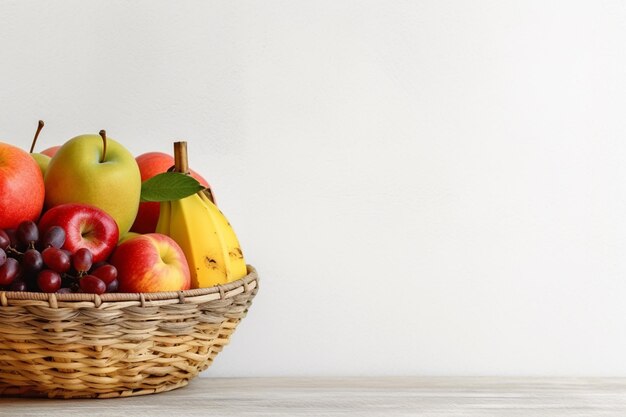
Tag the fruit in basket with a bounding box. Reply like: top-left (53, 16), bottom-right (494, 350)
top-left (131, 152), bottom-right (213, 234)
top-left (0, 230), bottom-right (10, 250)
top-left (41, 226), bottom-right (66, 249)
top-left (0, 142), bottom-right (45, 229)
top-left (106, 279), bottom-right (119, 292)
top-left (0, 218), bottom-right (121, 293)
top-left (158, 191), bottom-right (247, 287)
top-left (0, 127), bottom-right (248, 295)
top-left (0, 258), bottom-right (20, 286)
top-left (37, 269), bottom-right (62, 293)
top-left (109, 233), bottom-right (190, 292)
top-left (38, 203), bottom-right (119, 263)
top-left (17, 220), bottom-right (39, 248)
top-left (91, 263), bottom-right (117, 284)
top-left (79, 275), bottom-right (107, 294)
top-left (41, 145), bottom-right (60, 157)
top-left (156, 142), bottom-right (246, 288)
top-left (28, 120), bottom-right (51, 176)
top-left (4, 229), bottom-right (18, 248)
top-left (42, 247), bottom-right (71, 273)
top-left (22, 248), bottom-right (43, 273)
top-left (119, 232), bottom-right (140, 244)
top-left (31, 153), bottom-right (51, 176)
top-left (44, 130), bottom-right (141, 235)
top-left (72, 248), bottom-right (93, 273)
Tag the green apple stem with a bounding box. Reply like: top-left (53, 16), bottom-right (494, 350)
top-left (99, 130), bottom-right (107, 163)
top-left (29, 120), bottom-right (45, 153)
top-left (173, 141), bottom-right (190, 174)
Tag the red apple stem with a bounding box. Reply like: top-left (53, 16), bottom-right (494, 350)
top-left (29, 120), bottom-right (45, 153)
top-left (173, 141), bottom-right (190, 174)
top-left (99, 130), bottom-right (107, 163)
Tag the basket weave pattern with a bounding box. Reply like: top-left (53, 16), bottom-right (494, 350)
top-left (0, 266), bottom-right (258, 398)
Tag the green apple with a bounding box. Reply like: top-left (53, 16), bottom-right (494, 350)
top-left (44, 131), bottom-right (141, 236)
top-left (28, 120), bottom-right (51, 176)
top-left (30, 153), bottom-right (51, 176)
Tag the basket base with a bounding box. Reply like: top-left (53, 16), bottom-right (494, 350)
top-left (0, 378), bottom-right (190, 399)
top-left (0, 267), bottom-right (258, 400)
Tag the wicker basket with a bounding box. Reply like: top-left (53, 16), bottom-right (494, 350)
top-left (0, 265), bottom-right (259, 399)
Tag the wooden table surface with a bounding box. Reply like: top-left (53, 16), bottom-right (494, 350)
top-left (2, 377), bottom-right (626, 416)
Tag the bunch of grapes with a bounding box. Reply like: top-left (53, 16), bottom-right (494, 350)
top-left (0, 220), bottom-right (118, 294)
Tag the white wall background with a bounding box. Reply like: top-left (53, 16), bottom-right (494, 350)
top-left (1, 0), bottom-right (626, 376)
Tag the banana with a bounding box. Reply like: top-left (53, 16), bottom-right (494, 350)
top-left (156, 190), bottom-right (247, 288)
top-left (198, 190), bottom-right (247, 277)
top-left (157, 196), bottom-right (171, 236)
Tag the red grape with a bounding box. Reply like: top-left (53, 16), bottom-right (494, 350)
top-left (0, 230), bottom-right (10, 250)
top-left (91, 264), bottom-right (117, 285)
top-left (0, 248), bottom-right (6, 267)
top-left (57, 287), bottom-right (73, 294)
top-left (4, 229), bottom-right (18, 248)
top-left (41, 247), bottom-right (71, 273)
top-left (22, 249), bottom-right (43, 273)
top-left (91, 261), bottom-right (106, 269)
top-left (72, 248), bottom-right (93, 272)
top-left (16, 221), bottom-right (39, 247)
top-left (9, 280), bottom-right (27, 292)
top-left (106, 279), bottom-right (119, 293)
top-left (37, 270), bottom-right (61, 293)
top-left (79, 275), bottom-right (106, 294)
top-left (41, 226), bottom-right (65, 249)
top-left (0, 258), bottom-right (20, 286)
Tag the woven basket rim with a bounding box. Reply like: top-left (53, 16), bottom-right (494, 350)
top-left (0, 265), bottom-right (257, 305)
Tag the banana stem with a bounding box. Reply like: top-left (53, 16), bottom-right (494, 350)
top-left (29, 120), bottom-right (45, 153)
top-left (174, 141), bottom-right (190, 174)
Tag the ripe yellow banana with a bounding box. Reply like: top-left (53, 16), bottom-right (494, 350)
top-left (156, 190), bottom-right (247, 288)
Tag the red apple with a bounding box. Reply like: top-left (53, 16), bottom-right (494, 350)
top-left (38, 203), bottom-right (119, 263)
top-left (0, 142), bottom-right (45, 229)
top-left (41, 146), bottom-right (61, 157)
top-left (109, 233), bottom-right (190, 292)
top-left (130, 152), bottom-right (213, 234)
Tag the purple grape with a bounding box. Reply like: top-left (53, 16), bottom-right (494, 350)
top-left (9, 280), bottom-right (27, 292)
top-left (106, 279), bottom-right (119, 293)
top-left (41, 226), bottom-right (65, 249)
top-left (22, 249), bottom-right (43, 273)
top-left (0, 230), bottom-right (10, 250)
top-left (0, 258), bottom-right (20, 286)
top-left (4, 229), bottom-right (18, 248)
top-left (16, 221), bottom-right (39, 247)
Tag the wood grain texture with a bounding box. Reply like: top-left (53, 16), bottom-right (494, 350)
top-left (2, 377), bottom-right (626, 417)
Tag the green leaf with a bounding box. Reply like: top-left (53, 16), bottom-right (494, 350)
top-left (140, 172), bottom-right (205, 202)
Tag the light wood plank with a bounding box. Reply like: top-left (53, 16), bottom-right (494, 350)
top-left (2, 377), bottom-right (626, 417)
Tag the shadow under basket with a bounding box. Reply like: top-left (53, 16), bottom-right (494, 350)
top-left (0, 265), bottom-right (259, 399)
